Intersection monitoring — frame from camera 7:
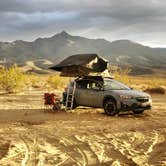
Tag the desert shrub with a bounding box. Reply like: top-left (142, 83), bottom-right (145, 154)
top-left (127, 75), bottom-right (166, 91)
top-left (26, 74), bottom-right (45, 88)
top-left (144, 86), bottom-right (165, 94)
top-left (110, 66), bottom-right (131, 85)
top-left (47, 75), bottom-right (69, 89)
top-left (0, 65), bottom-right (26, 93)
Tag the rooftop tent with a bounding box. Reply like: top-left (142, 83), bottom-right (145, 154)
top-left (50, 54), bottom-right (109, 77)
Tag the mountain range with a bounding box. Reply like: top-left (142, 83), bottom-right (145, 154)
top-left (0, 31), bottom-right (166, 74)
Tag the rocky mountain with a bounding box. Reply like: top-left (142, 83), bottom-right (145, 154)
top-left (0, 31), bottom-right (166, 74)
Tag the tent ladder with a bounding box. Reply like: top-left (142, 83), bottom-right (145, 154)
top-left (65, 81), bottom-right (76, 111)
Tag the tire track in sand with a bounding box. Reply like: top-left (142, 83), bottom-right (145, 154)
top-left (20, 134), bottom-right (39, 166)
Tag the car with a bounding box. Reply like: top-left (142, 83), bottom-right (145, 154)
top-left (63, 76), bottom-right (152, 115)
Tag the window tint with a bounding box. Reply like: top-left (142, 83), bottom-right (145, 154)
top-left (76, 80), bottom-right (88, 89)
top-left (76, 80), bottom-right (103, 90)
top-left (104, 79), bottom-right (130, 90)
top-left (87, 80), bottom-right (103, 90)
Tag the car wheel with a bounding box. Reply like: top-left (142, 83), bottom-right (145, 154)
top-left (104, 99), bottom-right (117, 116)
top-left (72, 99), bottom-right (77, 109)
top-left (132, 109), bottom-right (144, 114)
top-left (66, 99), bottom-right (77, 109)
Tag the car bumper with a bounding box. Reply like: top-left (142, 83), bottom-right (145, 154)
top-left (120, 101), bottom-right (152, 111)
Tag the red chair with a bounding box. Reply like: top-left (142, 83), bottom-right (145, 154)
top-left (43, 93), bottom-right (60, 112)
top-left (44, 93), bottom-right (55, 105)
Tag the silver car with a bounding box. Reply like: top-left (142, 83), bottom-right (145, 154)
top-left (63, 76), bottom-right (152, 115)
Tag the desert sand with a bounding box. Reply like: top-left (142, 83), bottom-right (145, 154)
top-left (0, 89), bottom-right (165, 166)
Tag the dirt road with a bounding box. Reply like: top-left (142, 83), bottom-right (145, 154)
top-left (0, 91), bottom-right (165, 166)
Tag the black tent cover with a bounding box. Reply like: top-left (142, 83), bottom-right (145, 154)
top-left (50, 54), bottom-right (108, 76)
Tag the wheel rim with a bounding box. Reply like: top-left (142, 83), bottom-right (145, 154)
top-left (105, 101), bottom-right (116, 115)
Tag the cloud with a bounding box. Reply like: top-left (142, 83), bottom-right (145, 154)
top-left (0, 0), bottom-right (166, 47)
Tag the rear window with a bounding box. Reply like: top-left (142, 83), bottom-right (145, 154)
top-left (76, 79), bottom-right (103, 90)
top-left (76, 80), bottom-right (88, 89)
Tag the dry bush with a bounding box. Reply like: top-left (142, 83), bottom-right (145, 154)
top-left (144, 86), bottom-right (165, 94)
top-left (110, 66), bottom-right (131, 85)
top-left (47, 75), bottom-right (69, 89)
top-left (109, 66), bottom-right (166, 92)
top-left (0, 65), bottom-right (26, 93)
top-left (26, 74), bottom-right (46, 88)
top-left (128, 75), bottom-right (166, 91)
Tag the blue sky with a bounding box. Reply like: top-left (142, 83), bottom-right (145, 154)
top-left (0, 0), bottom-right (166, 47)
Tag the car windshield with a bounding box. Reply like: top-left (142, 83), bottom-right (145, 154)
top-left (104, 79), bottom-right (130, 90)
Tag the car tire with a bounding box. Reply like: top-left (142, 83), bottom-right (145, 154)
top-left (72, 99), bottom-right (77, 109)
top-left (66, 99), bottom-right (77, 109)
top-left (104, 99), bottom-right (117, 116)
top-left (132, 109), bottom-right (144, 114)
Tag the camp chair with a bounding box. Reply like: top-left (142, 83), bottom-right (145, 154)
top-left (43, 93), bottom-right (61, 112)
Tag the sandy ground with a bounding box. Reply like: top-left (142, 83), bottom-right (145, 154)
top-left (0, 89), bottom-right (166, 166)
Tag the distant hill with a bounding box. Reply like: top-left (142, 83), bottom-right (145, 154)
top-left (0, 31), bottom-right (166, 74)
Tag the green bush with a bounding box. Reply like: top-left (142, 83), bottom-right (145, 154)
top-left (0, 65), bottom-right (26, 93)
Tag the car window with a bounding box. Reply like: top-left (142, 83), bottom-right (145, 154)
top-left (104, 79), bottom-right (130, 90)
top-left (87, 81), bottom-right (102, 90)
top-left (76, 80), bottom-right (88, 89)
top-left (76, 80), bottom-right (103, 90)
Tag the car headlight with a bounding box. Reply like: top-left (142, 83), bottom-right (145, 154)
top-left (149, 96), bottom-right (152, 103)
top-left (120, 95), bottom-right (133, 100)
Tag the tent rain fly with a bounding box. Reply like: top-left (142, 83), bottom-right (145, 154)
top-left (50, 54), bottom-right (109, 77)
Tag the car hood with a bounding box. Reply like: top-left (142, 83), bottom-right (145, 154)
top-left (108, 89), bottom-right (150, 98)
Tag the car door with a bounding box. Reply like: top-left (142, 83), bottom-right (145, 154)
top-left (75, 80), bottom-right (91, 106)
top-left (75, 80), bottom-right (103, 107)
top-left (85, 81), bottom-right (104, 107)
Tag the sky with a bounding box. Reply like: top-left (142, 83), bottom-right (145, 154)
top-left (0, 0), bottom-right (166, 47)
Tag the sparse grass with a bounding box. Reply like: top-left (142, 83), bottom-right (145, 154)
top-left (26, 74), bottom-right (46, 88)
top-left (0, 66), bottom-right (63, 93)
top-left (110, 66), bottom-right (131, 85)
top-left (128, 75), bottom-right (166, 91)
top-left (47, 75), bottom-right (69, 89)
top-left (110, 66), bottom-right (166, 93)
top-left (0, 65), bottom-right (165, 94)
